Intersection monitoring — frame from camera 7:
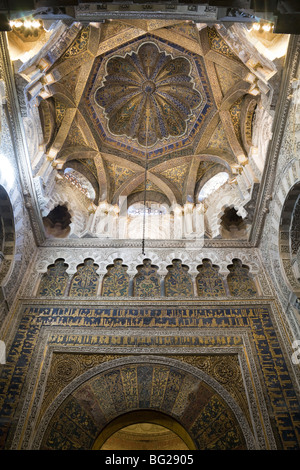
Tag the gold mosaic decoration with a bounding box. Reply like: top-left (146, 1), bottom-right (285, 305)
top-left (39, 353), bottom-right (248, 450)
top-left (133, 259), bottom-right (161, 297)
top-left (131, 179), bottom-right (164, 195)
top-left (37, 257), bottom-right (258, 300)
top-left (100, 20), bottom-right (132, 42)
top-left (41, 352), bottom-right (248, 429)
top-left (229, 97), bottom-right (243, 145)
top-left (28, 20), bottom-right (261, 232)
top-left (1, 303), bottom-right (300, 450)
top-left (101, 258), bottom-right (130, 297)
top-left (196, 259), bottom-right (227, 297)
top-left (244, 101), bottom-right (257, 148)
top-left (208, 121), bottom-right (233, 153)
top-left (39, 352), bottom-right (123, 426)
top-left (55, 99), bottom-right (67, 128)
top-left (175, 354), bottom-right (250, 425)
top-left (161, 163), bottom-right (190, 192)
top-left (207, 27), bottom-right (240, 61)
top-left (196, 161), bottom-right (216, 182)
top-left (166, 22), bottom-right (201, 43)
top-left (105, 162), bottom-right (135, 194)
top-left (38, 259), bottom-right (69, 297)
top-left (62, 26), bottom-right (90, 59)
top-left (64, 121), bottom-right (88, 147)
top-left (95, 42), bottom-right (202, 147)
top-left (215, 64), bottom-right (241, 95)
top-left (165, 259), bottom-right (194, 297)
top-left (33, 21), bottom-right (259, 213)
top-left (69, 259), bottom-right (99, 297)
top-left (77, 159), bottom-right (98, 179)
top-left (227, 259), bottom-right (257, 297)
top-left (58, 67), bottom-right (81, 97)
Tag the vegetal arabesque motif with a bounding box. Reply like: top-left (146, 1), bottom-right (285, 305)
top-left (95, 42), bottom-right (202, 147)
top-left (101, 258), bottom-right (130, 297)
top-left (133, 258), bottom-right (161, 297)
top-left (69, 259), bottom-right (99, 297)
top-left (164, 259), bottom-right (194, 297)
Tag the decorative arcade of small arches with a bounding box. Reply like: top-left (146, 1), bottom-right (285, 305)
top-left (37, 257), bottom-right (258, 298)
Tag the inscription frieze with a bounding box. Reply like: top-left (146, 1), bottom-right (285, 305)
top-left (0, 301), bottom-right (299, 449)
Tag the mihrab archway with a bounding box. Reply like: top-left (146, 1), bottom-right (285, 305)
top-left (94, 410), bottom-right (194, 450)
top-left (34, 356), bottom-right (256, 450)
top-left (279, 181), bottom-right (300, 298)
top-left (0, 185), bottom-right (15, 287)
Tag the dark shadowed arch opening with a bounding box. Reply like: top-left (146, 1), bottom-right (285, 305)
top-left (93, 410), bottom-right (195, 450)
top-left (0, 185), bottom-right (15, 286)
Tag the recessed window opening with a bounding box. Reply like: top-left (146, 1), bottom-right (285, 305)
top-left (63, 168), bottom-right (95, 200)
top-left (128, 202), bottom-right (168, 216)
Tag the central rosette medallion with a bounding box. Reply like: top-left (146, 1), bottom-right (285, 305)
top-left (142, 80), bottom-right (156, 95)
top-left (95, 42), bottom-right (202, 147)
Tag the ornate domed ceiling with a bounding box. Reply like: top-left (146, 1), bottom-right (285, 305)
top-left (11, 18), bottom-right (285, 240)
top-left (87, 37), bottom-right (211, 155)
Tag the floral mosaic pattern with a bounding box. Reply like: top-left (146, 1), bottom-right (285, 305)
top-left (101, 258), bottom-right (129, 297)
top-left (95, 42), bottom-right (202, 147)
top-left (38, 259), bottom-right (69, 297)
top-left (161, 163), bottom-right (190, 192)
top-left (62, 26), bottom-right (90, 59)
top-left (196, 258), bottom-right (226, 297)
top-left (69, 259), bottom-right (99, 297)
top-left (230, 97), bottom-right (243, 145)
top-left (133, 258), bottom-right (161, 297)
top-left (227, 259), bottom-right (257, 297)
top-left (105, 162), bottom-right (135, 193)
top-left (207, 27), bottom-right (239, 61)
top-left (164, 259), bottom-right (194, 297)
top-left (36, 257), bottom-right (259, 299)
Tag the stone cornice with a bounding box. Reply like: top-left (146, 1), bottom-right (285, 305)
top-left (39, 237), bottom-right (253, 249)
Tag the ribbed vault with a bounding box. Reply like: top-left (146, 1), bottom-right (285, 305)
top-left (18, 19), bottom-right (269, 212)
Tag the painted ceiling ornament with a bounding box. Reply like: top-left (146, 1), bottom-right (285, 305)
top-left (95, 42), bottom-right (203, 147)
